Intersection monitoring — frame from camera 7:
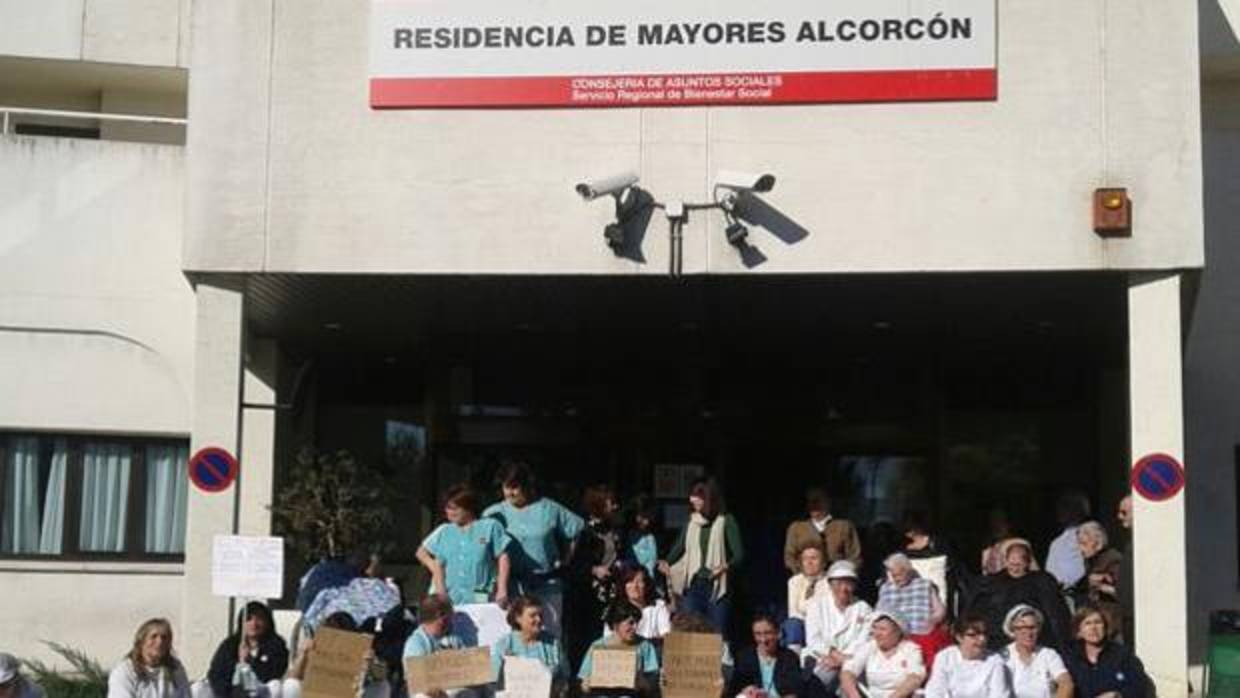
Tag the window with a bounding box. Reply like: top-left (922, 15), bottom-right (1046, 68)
top-left (0, 433), bottom-right (188, 560)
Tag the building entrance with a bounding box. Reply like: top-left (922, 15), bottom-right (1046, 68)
top-left (260, 273), bottom-right (1129, 631)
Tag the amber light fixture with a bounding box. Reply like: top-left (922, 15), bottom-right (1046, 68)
top-left (1093, 187), bottom-right (1132, 237)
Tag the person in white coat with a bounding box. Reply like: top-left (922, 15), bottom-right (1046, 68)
top-left (1000, 605), bottom-right (1072, 698)
top-left (923, 614), bottom-right (1010, 698)
top-left (108, 619), bottom-right (191, 698)
top-left (802, 561), bottom-right (872, 694)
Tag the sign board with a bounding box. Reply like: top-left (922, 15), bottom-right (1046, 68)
top-left (211, 535), bottom-right (285, 599)
top-left (1131, 453), bottom-right (1185, 502)
top-left (588, 648), bottom-right (637, 689)
top-left (455, 603), bottom-right (510, 648)
top-left (654, 464), bottom-right (705, 499)
top-left (303, 627), bottom-right (373, 698)
top-left (663, 632), bottom-right (723, 698)
top-left (370, 0), bottom-right (997, 108)
top-left (188, 447), bottom-right (238, 493)
top-left (406, 647), bottom-right (492, 693)
top-left (502, 656), bottom-right (553, 698)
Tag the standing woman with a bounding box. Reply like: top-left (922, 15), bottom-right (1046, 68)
top-left (483, 462), bottom-right (585, 637)
top-left (569, 485), bottom-right (624, 664)
top-left (1000, 605), bottom-right (1072, 698)
top-left (661, 477), bottom-right (745, 638)
top-left (108, 619), bottom-right (190, 698)
top-left (417, 485), bottom-right (512, 606)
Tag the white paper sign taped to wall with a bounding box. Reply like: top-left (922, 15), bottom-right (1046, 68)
top-left (212, 534), bottom-right (285, 599)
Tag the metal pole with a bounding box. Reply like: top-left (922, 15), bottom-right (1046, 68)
top-left (2, 111), bottom-right (9, 135)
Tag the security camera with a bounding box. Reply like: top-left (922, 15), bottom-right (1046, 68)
top-left (714, 170), bottom-right (776, 193)
top-left (575, 171), bottom-right (640, 201)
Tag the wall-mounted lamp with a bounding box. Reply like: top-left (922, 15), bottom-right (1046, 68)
top-left (1093, 188), bottom-right (1132, 237)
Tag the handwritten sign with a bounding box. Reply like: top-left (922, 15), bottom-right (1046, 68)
top-left (303, 628), bottom-right (372, 698)
top-left (406, 647), bottom-right (492, 693)
top-left (502, 656), bottom-right (552, 698)
top-left (211, 535), bottom-right (284, 599)
top-left (663, 633), bottom-right (723, 698)
top-left (589, 648), bottom-right (636, 689)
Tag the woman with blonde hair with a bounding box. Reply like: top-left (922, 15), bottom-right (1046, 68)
top-left (108, 618), bottom-right (190, 698)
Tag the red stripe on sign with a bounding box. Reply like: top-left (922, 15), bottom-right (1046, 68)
top-left (370, 69), bottom-right (996, 109)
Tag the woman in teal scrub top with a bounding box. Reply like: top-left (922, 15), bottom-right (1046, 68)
top-left (417, 484), bottom-right (512, 606)
top-left (490, 595), bottom-right (570, 694)
top-left (483, 463), bottom-right (584, 636)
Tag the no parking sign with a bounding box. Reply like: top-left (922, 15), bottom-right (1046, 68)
top-left (188, 447), bottom-right (239, 493)
top-left (1130, 453), bottom-right (1185, 502)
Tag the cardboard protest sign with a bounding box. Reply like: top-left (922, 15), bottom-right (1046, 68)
top-left (303, 628), bottom-right (372, 698)
top-left (663, 632), bottom-right (723, 698)
top-left (588, 648), bottom-right (637, 689)
top-left (502, 656), bottom-right (552, 698)
top-left (405, 647), bottom-right (492, 693)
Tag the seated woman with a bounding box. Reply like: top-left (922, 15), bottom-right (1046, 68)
top-left (726, 614), bottom-right (804, 698)
top-left (1063, 606), bottom-right (1153, 698)
top-left (578, 601), bottom-right (661, 698)
top-left (967, 540), bottom-right (1072, 652)
top-left (604, 565), bottom-right (671, 642)
top-left (839, 612), bottom-right (925, 698)
top-left (197, 602), bottom-right (289, 698)
top-left (876, 553), bottom-right (949, 668)
top-left (0, 653), bottom-right (45, 698)
top-left (404, 596), bottom-right (484, 698)
top-left (283, 613), bottom-right (390, 698)
top-left (999, 605), bottom-right (1072, 698)
top-left (783, 543), bottom-right (830, 651)
top-left (108, 618), bottom-right (190, 698)
top-left (491, 595), bottom-right (570, 695)
top-left (802, 561), bottom-right (873, 695)
top-left (1072, 522), bottom-right (1124, 642)
top-left (923, 614), bottom-right (1010, 698)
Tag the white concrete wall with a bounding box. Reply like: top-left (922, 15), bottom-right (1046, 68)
top-left (0, 562), bottom-right (183, 669)
top-left (1185, 79), bottom-right (1240, 666)
top-left (0, 0), bottom-right (192, 68)
top-left (184, 0), bottom-right (1203, 275)
top-left (0, 136), bottom-right (194, 434)
top-left (0, 135), bottom-right (194, 668)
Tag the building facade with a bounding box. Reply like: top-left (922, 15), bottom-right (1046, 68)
top-left (1, 2), bottom-right (1237, 696)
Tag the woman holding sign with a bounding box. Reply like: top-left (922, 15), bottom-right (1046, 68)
top-left (418, 485), bottom-right (513, 606)
top-left (484, 463), bottom-right (585, 636)
top-left (491, 595), bottom-right (571, 695)
top-left (577, 601), bottom-right (661, 698)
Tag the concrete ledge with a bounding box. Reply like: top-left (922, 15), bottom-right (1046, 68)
top-left (0, 560), bottom-right (184, 575)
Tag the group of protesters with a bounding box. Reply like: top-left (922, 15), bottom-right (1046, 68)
top-left (30, 461), bottom-right (1154, 698)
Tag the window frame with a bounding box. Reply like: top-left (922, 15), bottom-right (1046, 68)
top-left (0, 431), bottom-right (188, 562)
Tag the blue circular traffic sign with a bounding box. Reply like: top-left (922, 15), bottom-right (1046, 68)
top-left (1131, 453), bottom-right (1184, 502)
top-left (188, 447), bottom-right (239, 493)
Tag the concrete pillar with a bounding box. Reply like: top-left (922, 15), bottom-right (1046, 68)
top-left (180, 278), bottom-right (246, 674)
top-left (1128, 272), bottom-right (1189, 696)
top-left (239, 338), bottom-right (279, 536)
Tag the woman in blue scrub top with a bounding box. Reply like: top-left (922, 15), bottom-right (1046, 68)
top-left (483, 463), bottom-right (585, 636)
top-left (577, 601), bottom-right (661, 698)
top-left (417, 485), bottom-right (512, 606)
top-left (490, 595), bottom-right (570, 695)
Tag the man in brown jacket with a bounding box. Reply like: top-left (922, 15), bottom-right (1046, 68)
top-left (784, 488), bottom-right (862, 573)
